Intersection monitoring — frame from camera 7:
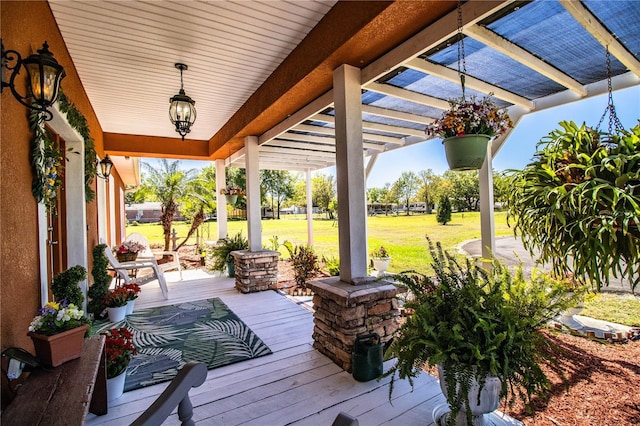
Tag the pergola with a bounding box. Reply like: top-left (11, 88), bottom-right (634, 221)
top-left (45, 0), bottom-right (639, 282)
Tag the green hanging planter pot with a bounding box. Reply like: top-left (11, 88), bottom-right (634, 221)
top-left (442, 134), bottom-right (491, 171)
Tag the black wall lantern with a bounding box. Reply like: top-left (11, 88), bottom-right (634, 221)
top-left (97, 155), bottom-right (113, 180)
top-left (169, 63), bottom-right (196, 140)
top-left (1, 40), bottom-right (66, 121)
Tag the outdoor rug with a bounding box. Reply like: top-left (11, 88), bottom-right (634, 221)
top-left (92, 298), bottom-right (272, 392)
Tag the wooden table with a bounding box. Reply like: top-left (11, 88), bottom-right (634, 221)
top-left (1, 336), bottom-right (107, 425)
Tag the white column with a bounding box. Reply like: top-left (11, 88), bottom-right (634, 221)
top-left (215, 159), bottom-right (228, 240)
top-left (244, 136), bottom-right (262, 251)
top-left (479, 140), bottom-right (495, 264)
top-left (306, 169), bottom-right (313, 246)
top-left (334, 64), bottom-right (367, 283)
top-left (65, 137), bottom-right (89, 311)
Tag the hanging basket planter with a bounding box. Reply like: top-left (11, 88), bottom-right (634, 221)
top-left (225, 194), bottom-right (238, 205)
top-left (442, 134), bottom-right (491, 171)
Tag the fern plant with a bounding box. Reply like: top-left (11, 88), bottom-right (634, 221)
top-left (384, 238), bottom-right (583, 425)
top-left (209, 232), bottom-right (248, 273)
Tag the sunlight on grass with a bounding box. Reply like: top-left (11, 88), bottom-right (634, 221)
top-left (127, 211), bottom-right (514, 274)
top-left (582, 293), bottom-right (640, 327)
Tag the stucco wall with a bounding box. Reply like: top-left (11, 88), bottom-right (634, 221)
top-left (1, 1), bottom-right (105, 352)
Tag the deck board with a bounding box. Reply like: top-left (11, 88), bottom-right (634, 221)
top-left (86, 270), bottom-right (522, 426)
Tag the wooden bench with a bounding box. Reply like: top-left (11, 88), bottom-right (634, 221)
top-left (1, 336), bottom-right (107, 425)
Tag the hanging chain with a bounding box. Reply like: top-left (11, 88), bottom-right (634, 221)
top-left (596, 46), bottom-right (624, 135)
top-left (456, 0), bottom-right (467, 98)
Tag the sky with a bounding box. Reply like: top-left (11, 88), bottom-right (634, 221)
top-left (142, 85), bottom-right (639, 188)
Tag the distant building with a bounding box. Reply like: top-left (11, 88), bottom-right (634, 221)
top-left (125, 202), bottom-right (185, 223)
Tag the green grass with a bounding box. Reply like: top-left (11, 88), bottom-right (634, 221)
top-left (582, 293), bottom-right (640, 327)
top-left (127, 211), bottom-right (514, 273)
top-left (127, 210), bottom-right (638, 325)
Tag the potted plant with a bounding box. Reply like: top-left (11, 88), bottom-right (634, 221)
top-left (88, 244), bottom-right (112, 320)
top-left (100, 327), bottom-right (137, 401)
top-left (370, 245), bottom-right (391, 274)
top-left (210, 232), bottom-right (249, 277)
top-left (113, 240), bottom-right (146, 262)
top-left (122, 283), bottom-right (141, 315)
top-left (384, 239), bottom-right (582, 426)
top-left (219, 185), bottom-right (245, 205)
top-left (507, 121), bottom-right (640, 292)
top-left (427, 95), bottom-right (512, 171)
top-left (27, 301), bottom-right (91, 367)
top-left (103, 287), bottom-right (130, 322)
top-left (51, 265), bottom-right (87, 308)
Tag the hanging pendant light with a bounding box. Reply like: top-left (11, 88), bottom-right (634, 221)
top-left (169, 63), bottom-right (196, 140)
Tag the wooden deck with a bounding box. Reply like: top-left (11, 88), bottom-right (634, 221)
top-left (86, 269), bottom-right (521, 425)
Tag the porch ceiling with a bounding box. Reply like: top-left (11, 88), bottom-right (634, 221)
top-left (48, 0), bottom-right (640, 173)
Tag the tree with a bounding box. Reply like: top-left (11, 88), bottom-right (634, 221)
top-left (261, 170), bottom-right (297, 219)
top-left (418, 169), bottom-right (436, 214)
top-left (437, 194), bottom-right (452, 225)
top-left (444, 170), bottom-right (479, 211)
top-left (141, 159), bottom-right (197, 251)
top-left (393, 171), bottom-right (420, 215)
top-left (313, 173), bottom-right (336, 219)
top-left (177, 166), bottom-right (219, 249)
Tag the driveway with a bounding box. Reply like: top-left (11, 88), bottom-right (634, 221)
top-left (460, 236), bottom-right (634, 294)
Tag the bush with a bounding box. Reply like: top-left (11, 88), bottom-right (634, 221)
top-left (437, 194), bottom-right (452, 225)
top-left (321, 255), bottom-right (340, 276)
top-left (284, 242), bottom-right (321, 286)
top-left (88, 244), bottom-right (111, 319)
top-left (51, 265), bottom-right (87, 307)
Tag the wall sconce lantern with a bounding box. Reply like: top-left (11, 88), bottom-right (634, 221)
top-left (1, 40), bottom-right (66, 121)
top-left (97, 155), bottom-right (113, 180)
top-left (169, 63), bottom-right (196, 141)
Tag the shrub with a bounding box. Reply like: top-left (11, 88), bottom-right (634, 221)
top-left (284, 242), bottom-right (321, 286)
top-left (437, 194), bottom-right (452, 225)
top-left (321, 255), bottom-right (340, 276)
top-left (51, 265), bottom-right (87, 307)
top-left (88, 244), bottom-right (111, 318)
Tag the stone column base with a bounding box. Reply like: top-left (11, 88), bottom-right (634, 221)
top-left (232, 250), bottom-right (279, 293)
top-left (307, 277), bottom-right (400, 372)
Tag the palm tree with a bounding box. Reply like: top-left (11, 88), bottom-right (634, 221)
top-left (142, 159), bottom-right (197, 251)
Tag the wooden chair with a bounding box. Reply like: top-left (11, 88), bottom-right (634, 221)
top-left (126, 232), bottom-right (183, 280)
top-left (130, 361), bottom-right (207, 426)
top-left (104, 246), bottom-right (169, 299)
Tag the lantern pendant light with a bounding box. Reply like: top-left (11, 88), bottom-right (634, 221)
top-left (169, 63), bottom-right (196, 140)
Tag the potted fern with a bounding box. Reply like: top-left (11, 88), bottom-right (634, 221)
top-left (384, 239), bottom-right (583, 426)
top-left (210, 232), bottom-right (249, 277)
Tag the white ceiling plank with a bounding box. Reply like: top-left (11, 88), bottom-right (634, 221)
top-left (405, 58), bottom-right (534, 110)
top-left (464, 25), bottom-right (587, 97)
top-left (559, 0), bottom-right (640, 77)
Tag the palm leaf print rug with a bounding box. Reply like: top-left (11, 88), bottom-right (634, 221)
top-left (92, 298), bottom-right (272, 392)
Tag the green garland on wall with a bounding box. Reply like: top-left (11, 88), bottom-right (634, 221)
top-left (30, 88), bottom-right (98, 211)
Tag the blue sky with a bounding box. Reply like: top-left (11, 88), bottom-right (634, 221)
top-left (143, 85), bottom-right (639, 188)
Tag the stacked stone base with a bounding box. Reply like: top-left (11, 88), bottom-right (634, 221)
top-left (232, 250), bottom-right (279, 293)
top-left (308, 277), bottom-right (400, 373)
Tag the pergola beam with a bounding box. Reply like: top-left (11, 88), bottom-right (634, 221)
top-left (361, 104), bottom-right (435, 125)
top-left (559, 0), bottom-right (640, 77)
top-left (405, 58), bottom-right (534, 110)
top-left (364, 82), bottom-right (450, 110)
top-left (463, 24), bottom-right (587, 96)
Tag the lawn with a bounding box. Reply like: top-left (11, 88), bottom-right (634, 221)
top-left (127, 210), bottom-right (515, 273)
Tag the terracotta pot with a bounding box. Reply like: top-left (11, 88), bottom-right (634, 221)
top-left (108, 305), bottom-right (127, 322)
top-left (28, 324), bottom-right (88, 368)
top-left (107, 369), bottom-right (127, 401)
top-left (442, 134), bottom-right (491, 171)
